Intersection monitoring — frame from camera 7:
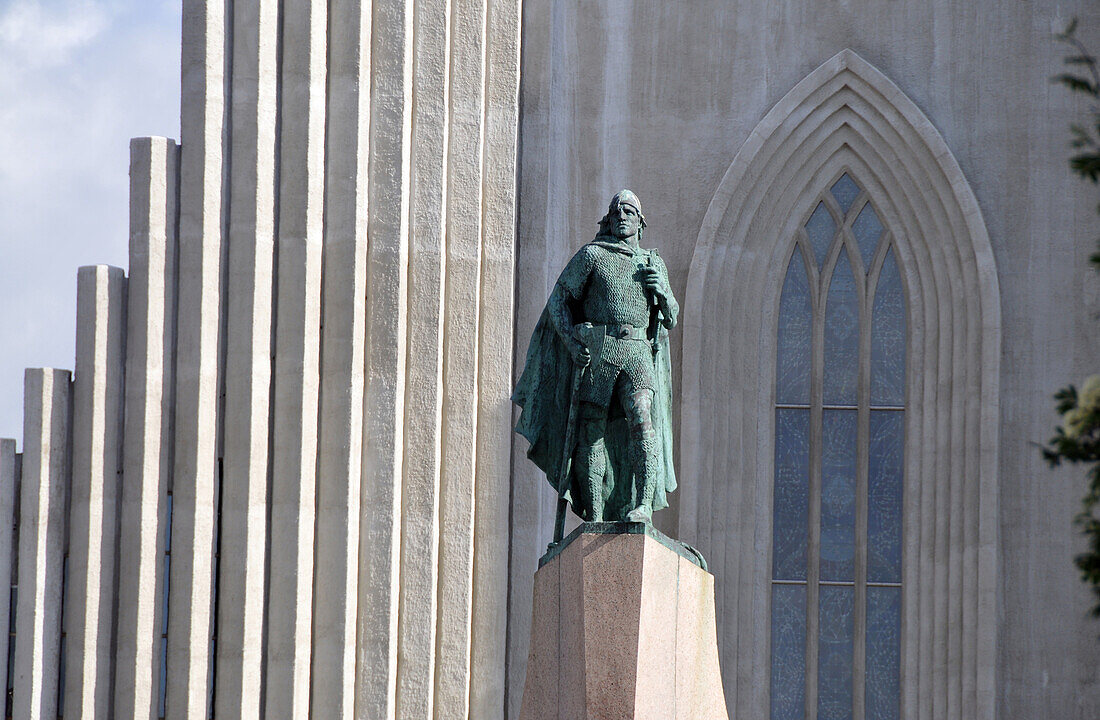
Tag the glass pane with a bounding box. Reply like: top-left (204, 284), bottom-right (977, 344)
top-left (159, 636), bottom-right (169, 718)
top-left (770, 584), bottom-right (807, 720)
top-left (821, 410), bottom-right (857, 581)
top-left (830, 173), bottom-right (861, 214)
top-left (818, 585), bottom-right (854, 720)
top-left (58, 634), bottom-right (66, 717)
top-left (777, 251), bottom-right (812, 405)
top-left (166, 492), bottom-right (173, 552)
top-left (866, 586), bottom-right (902, 720)
top-left (806, 202), bottom-right (836, 270)
top-left (162, 552), bottom-right (171, 633)
top-left (773, 408), bottom-right (810, 580)
top-left (871, 248), bottom-right (906, 406)
top-left (852, 201), bottom-right (884, 272)
top-left (868, 410), bottom-right (904, 584)
top-left (823, 251), bottom-right (858, 405)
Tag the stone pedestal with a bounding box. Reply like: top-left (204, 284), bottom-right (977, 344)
top-left (519, 523), bottom-right (729, 720)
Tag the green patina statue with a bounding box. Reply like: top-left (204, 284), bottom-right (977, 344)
top-left (514, 190), bottom-right (679, 541)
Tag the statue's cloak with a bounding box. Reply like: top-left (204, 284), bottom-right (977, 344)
top-left (512, 257), bottom-right (677, 521)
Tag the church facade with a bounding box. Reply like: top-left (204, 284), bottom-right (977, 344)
top-left (0, 1), bottom-right (1097, 718)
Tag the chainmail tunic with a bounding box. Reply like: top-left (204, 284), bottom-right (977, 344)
top-left (551, 242), bottom-right (669, 407)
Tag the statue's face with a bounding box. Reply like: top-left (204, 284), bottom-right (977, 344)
top-left (610, 201), bottom-right (641, 240)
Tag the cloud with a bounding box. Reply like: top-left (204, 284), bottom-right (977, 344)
top-left (0, 1), bottom-right (180, 444)
top-left (0, 0), bottom-right (112, 67)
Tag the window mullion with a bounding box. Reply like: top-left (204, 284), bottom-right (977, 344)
top-left (855, 236), bottom-right (873, 720)
top-left (807, 238), bottom-right (825, 720)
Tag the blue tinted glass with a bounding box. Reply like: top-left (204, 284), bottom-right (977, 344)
top-left (773, 409), bottom-right (810, 580)
top-left (777, 250), bottom-right (812, 405)
top-left (160, 636), bottom-right (169, 718)
top-left (805, 202), bottom-right (836, 269)
top-left (866, 587), bottom-right (902, 720)
top-left (868, 411), bottom-right (904, 583)
top-left (770, 584), bottom-right (807, 720)
top-left (818, 586), bottom-right (854, 720)
top-left (823, 251), bottom-right (859, 405)
top-left (166, 492), bottom-right (173, 552)
top-left (820, 410), bottom-right (857, 581)
top-left (830, 173), bottom-right (861, 214)
top-left (852, 202), bottom-right (884, 272)
top-left (59, 634), bottom-right (66, 716)
top-left (162, 551), bottom-right (171, 633)
top-left (871, 249), bottom-right (906, 406)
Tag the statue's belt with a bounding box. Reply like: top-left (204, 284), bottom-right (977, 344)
top-left (577, 323), bottom-right (648, 341)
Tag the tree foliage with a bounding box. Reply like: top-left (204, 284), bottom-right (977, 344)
top-left (1043, 19), bottom-right (1100, 617)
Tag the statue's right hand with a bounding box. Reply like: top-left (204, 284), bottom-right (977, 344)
top-left (570, 342), bottom-right (591, 368)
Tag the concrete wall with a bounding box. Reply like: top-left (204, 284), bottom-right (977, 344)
top-left (0, 0), bottom-right (520, 717)
top-left (509, 1), bottom-right (1100, 718)
top-left (2, 0), bottom-right (1099, 718)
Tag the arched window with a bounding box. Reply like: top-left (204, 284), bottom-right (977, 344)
top-left (681, 50), bottom-right (1000, 720)
top-left (770, 172), bottom-right (905, 720)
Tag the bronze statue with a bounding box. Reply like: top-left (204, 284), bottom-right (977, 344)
top-left (514, 190), bottom-right (679, 542)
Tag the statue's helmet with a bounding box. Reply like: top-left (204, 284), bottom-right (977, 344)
top-left (605, 189), bottom-right (647, 228)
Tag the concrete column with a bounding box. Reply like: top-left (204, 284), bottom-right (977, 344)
top-left (357, 0), bottom-right (413, 715)
top-left (115, 136), bottom-right (179, 720)
top-left (264, 0), bottom-right (325, 715)
top-left (13, 368), bottom-right (71, 720)
top-left (64, 265), bottom-right (127, 719)
top-left (395, 0), bottom-right (450, 716)
top-left (216, 0), bottom-right (279, 716)
top-left (312, 0), bottom-right (369, 716)
top-left (168, 0), bottom-right (230, 715)
top-left (0, 439), bottom-right (16, 707)
top-left (470, 0), bottom-right (520, 715)
top-left (432, 0), bottom-right (485, 713)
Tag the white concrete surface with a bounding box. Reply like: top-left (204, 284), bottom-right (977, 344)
top-left (0, 439), bottom-right (16, 711)
top-left (114, 137), bottom-right (178, 720)
top-left (311, 0), bottom-right (369, 715)
top-left (216, 0), bottom-right (279, 716)
top-left (168, 0), bottom-right (229, 716)
top-left (357, 0), bottom-right (413, 715)
top-left (264, 0), bottom-right (326, 716)
top-left (65, 265), bottom-right (127, 720)
top-left (14, 369), bottom-right (71, 720)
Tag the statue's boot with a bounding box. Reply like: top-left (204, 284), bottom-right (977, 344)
top-left (625, 390), bottom-right (658, 524)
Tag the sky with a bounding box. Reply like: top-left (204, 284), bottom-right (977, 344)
top-left (0, 0), bottom-right (181, 445)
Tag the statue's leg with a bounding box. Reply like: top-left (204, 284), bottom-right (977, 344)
top-left (622, 387), bottom-right (658, 524)
top-left (575, 401), bottom-right (609, 521)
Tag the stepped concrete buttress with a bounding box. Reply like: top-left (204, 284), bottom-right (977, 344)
top-left (519, 523), bottom-right (730, 720)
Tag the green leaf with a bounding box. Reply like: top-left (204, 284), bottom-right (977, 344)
top-left (1070, 153), bottom-right (1100, 181)
top-left (1066, 55), bottom-right (1098, 66)
top-left (1056, 17), bottom-right (1079, 40)
top-left (1055, 73), bottom-right (1099, 95)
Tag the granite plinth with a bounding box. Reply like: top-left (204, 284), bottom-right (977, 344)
top-left (519, 526), bottom-right (729, 720)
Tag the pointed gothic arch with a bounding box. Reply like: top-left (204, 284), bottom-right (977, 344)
top-left (679, 50), bottom-right (1000, 720)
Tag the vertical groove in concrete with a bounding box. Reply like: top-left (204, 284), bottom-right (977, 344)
top-left (65, 266), bottom-right (128, 720)
top-left (13, 369), bottom-right (71, 720)
top-left (469, 0), bottom-right (520, 715)
top-left (216, 0), bottom-right (280, 716)
top-left (311, 0), bottom-right (369, 716)
top-left (0, 439), bottom-right (16, 713)
top-left (115, 137), bottom-right (179, 720)
top-left (431, 0), bottom-right (485, 713)
top-left (357, 0), bottom-right (413, 714)
top-left (264, 0), bottom-right (326, 716)
top-left (395, 0), bottom-right (450, 716)
top-left (168, 0), bottom-right (230, 715)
